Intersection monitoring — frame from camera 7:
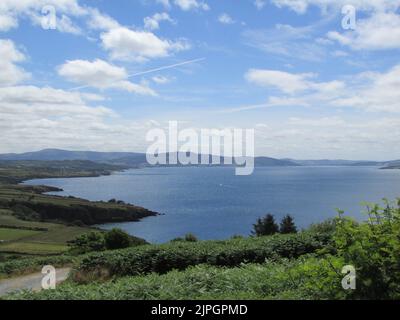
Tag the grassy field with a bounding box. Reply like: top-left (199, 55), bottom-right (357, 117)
top-left (0, 209), bottom-right (93, 255)
top-left (0, 228), bottom-right (41, 241)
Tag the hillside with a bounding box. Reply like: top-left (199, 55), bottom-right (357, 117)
top-left (0, 160), bottom-right (156, 257)
top-left (3, 198), bottom-right (400, 300)
top-left (2, 149), bottom-right (398, 168)
top-left (0, 149), bottom-right (303, 168)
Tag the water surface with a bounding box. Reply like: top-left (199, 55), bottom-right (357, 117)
top-left (25, 166), bottom-right (400, 243)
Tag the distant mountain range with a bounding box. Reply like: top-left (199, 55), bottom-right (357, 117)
top-left (0, 149), bottom-right (398, 168)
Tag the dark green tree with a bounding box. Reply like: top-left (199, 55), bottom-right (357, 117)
top-left (69, 231), bottom-right (105, 254)
top-left (252, 214), bottom-right (279, 236)
top-left (104, 228), bottom-right (131, 250)
top-left (184, 233), bottom-right (198, 242)
top-left (280, 215), bottom-right (298, 234)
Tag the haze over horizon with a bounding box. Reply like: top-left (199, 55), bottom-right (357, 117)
top-left (1, 1), bottom-right (400, 160)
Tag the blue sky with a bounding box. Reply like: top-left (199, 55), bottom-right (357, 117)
top-left (0, 0), bottom-right (400, 160)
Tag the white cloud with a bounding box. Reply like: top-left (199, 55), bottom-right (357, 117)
top-left (218, 13), bottom-right (235, 25)
top-left (144, 12), bottom-right (174, 30)
top-left (0, 15), bottom-right (18, 31)
top-left (246, 69), bottom-right (312, 94)
top-left (242, 24), bottom-right (327, 62)
top-left (58, 59), bottom-right (157, 96)
top-left (331, 65), bottom-right (400, 112)
top-left (86, 8), bottom-right (120, 31)
top-left (156, 0), bottom-right (172, 9)
top-left (0, 39), bottom-right (30, 86)
top-left (245, 69), bottom-right (344, 94)
top-left (245, 64), bottom-right (400, 114)
top-left (100, 27), bottom-right (190, 61)
top-left (271, 0), bottom-right (400, 14)
top-left (254, 0), bottom-right (266, 10)
top-left (0, 0), bottom-right (86, 33)
top-left (0, 84), bottom-right (153, 153)
top-left (174, 0), bottom-right (209, 11)
top-left (0, 86), bottom-right (105, 110)
top-left (152, 75), bottom-right (172, 84)
top-left (327, 12), bottom-right (400, 51)
top-left (254, 115), bottom-right (400, 160)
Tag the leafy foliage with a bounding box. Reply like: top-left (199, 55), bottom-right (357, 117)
top-left (252, 214), bottom-right (279, 236)
top-left (280, 215), bottom-right (297, 234)
top-left (331, 199), bottom-right (400, 299)
top-left (68, 231), bottom-right (106, 254)
top-left (0, 255), bottom-right (75, 277)
top-left (104, 229), bottom-right (132, 250)
top-left (68, 229), bottom-right (147, 254)
top-left (74, 231), bottom-right (330, 281)
top-left (5, 256), bottom-right (346, 300)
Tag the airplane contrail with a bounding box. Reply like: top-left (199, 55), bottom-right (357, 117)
top-left (69, 57), bottom-right (206, 91)
top-left (127, 57), bottom-right (205, 78)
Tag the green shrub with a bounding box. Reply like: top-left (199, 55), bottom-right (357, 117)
top-left (5, 256), bottom-right (346, 300)
top-left (331, 199), bottom-right (400, 299)
top-left (68, 231), bottom-right (105, 254)
top-left (75, 231), bottom-right (330, 281)
top-left (0, 255), bottom-right (75, 277)
top-left (104, 228), bottom-right (132, 250)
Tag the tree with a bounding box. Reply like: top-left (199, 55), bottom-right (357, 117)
top-left (252, 214), bottom-right (279, 236)
top-left (69, 231), bottom-right (105, 254)
top-left (104, 228), bottom-right (131, 250)
top-left (280, 215), bottom-right (297, 234)
top-left (184, 233), bottom-right (198, 242)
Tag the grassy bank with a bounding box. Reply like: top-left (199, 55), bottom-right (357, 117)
top-left (0, 161), bottom-right (155, 258)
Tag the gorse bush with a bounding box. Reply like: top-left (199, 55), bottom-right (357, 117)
top-left (74, 231), bottom-right (330, 282)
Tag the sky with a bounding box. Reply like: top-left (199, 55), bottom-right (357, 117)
top-left (0, 0), bottom-right (400, 160)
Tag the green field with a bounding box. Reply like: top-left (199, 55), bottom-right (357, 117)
top-left (0, 228), bottom-right (41, 241)
top-left (0, 209), bottom-right (93, 256)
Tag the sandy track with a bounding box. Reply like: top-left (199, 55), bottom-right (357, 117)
top-left (0, 268), bottom-right (71, 296)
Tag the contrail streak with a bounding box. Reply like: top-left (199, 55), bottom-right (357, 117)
top-left (69, 57), bottom-right (206, 91)
top-left (127, 57), bottom-right (205, 78)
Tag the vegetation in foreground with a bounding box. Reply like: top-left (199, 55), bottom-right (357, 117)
top-left (3, 198), bottom-right (400, 300)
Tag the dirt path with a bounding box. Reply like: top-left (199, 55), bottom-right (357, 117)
top-left (0, 268), bottom-right (71, 296)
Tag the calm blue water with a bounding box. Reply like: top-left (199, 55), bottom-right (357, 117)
top-left (24, 167), bottom-right (400, 243)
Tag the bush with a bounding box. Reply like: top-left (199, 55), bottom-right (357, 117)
top-left (104, 228), bottom-right (132, 250)
top-left (68, 231), bottom-right (106, 254)
top-left (74, 231), bottom-right (331, 281)
top-left (5, 256), bottom-right (347, 300)
top-left (331, 200), bottom-right (400, 299)
top-left (0, 256), bottom-right (75, 277)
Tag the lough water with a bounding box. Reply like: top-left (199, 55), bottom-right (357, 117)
top-left (25, 166), bottom-right (400, 243)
